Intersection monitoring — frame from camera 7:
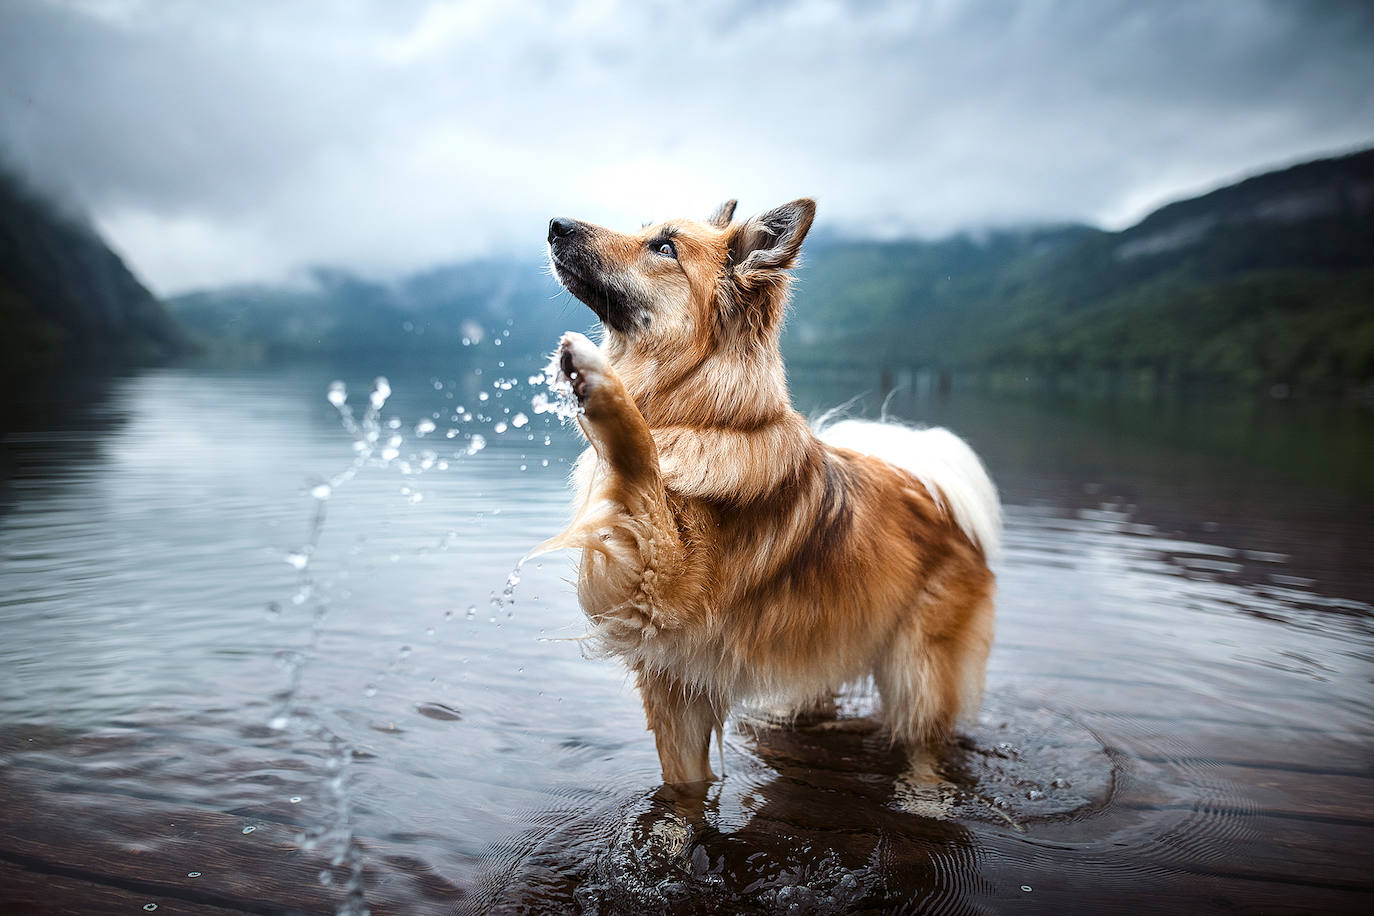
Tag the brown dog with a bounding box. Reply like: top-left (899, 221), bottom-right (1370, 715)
top-left (540, 199), bottom-right (999, 786)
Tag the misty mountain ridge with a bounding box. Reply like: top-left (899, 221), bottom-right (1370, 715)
top-left (0, 167), bottom-right (187, 390)
top-left (162, 147), bottom-right (1374, 391)
top-left (3, 146), bottom-right (1369, 396)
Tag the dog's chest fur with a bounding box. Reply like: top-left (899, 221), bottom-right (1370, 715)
top-left (571, 417), bottom-right (953, 703)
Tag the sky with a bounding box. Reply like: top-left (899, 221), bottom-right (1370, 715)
top-left (2, 0), bottom-right (1373, 295)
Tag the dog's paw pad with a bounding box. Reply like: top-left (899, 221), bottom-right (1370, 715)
top-left (553, 332), bottom-right (605, 405)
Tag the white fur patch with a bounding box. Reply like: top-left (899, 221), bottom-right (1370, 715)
top-left (816, 419), bottom-right (1002, 563)
top-left (558, 331), bottom-right (607, 372)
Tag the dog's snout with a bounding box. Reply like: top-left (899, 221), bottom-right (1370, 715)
top-left (548, 217), bottom-right (578, 243)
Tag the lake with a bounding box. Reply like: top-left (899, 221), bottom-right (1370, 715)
top-left (1, 359), bottom-right (1371, 914)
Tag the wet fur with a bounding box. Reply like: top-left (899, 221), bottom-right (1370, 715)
top-left (542, 199), bottom-right (997, 785)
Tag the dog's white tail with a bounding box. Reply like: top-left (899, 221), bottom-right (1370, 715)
top-left (817, 418), bottom-right (1002, 563)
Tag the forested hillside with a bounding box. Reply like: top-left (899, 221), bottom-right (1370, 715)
top-left (161, 147), bottom-right (1374, 392)
top-left (787, 148), bottom-right (1374, 391)
top-left (0, 169), bottom-right (186, 391)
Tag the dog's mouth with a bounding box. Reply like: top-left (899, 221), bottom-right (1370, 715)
top-left (548, 245), bottom-right (637, 334)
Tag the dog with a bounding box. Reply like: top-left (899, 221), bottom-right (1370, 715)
top-left (540, 198), bottom-right (999, 787)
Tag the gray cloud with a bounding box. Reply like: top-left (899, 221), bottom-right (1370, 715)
top-left (3, 0), bottom-right (1372, 293)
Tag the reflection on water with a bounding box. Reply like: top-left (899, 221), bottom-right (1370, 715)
top-left (1, 364), bottom-right (1371, 913)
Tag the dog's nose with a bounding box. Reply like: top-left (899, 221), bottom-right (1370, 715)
top-left (548, 217), bottom-right (577, 242)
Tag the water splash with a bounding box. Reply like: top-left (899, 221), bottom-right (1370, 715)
top-left (298, 738), bottom-right (368, 916)
top-left (489, 560), bottom-right (525, 620)
top-left (539, 352), bottom-right (584, 423)
top-left (368, 377), bottom-right (391, 410)
top-left (264, 376), bottom-right (406, 916)
top-left (267, 362), bottom-right (564, 916)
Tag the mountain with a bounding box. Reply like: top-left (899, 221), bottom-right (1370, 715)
top-left (169, 259), bottom-right (589, 364)
top-left (786, 147), bottom-right (1374, 391)
top-left (0, 169), bottom-right (187, 390)
top-left (166, 147), bottom-right (1374, 393)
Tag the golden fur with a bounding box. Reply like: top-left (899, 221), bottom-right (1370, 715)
top-left (541, 199), bottom-right (996, 785)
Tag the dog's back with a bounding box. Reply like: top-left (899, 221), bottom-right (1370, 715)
top-left (817, 419), bottom-right (1002, 563)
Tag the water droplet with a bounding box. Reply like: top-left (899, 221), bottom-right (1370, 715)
top-left (327, 381), bottom-right (347, 407)
top-left (187, 871), bottom-right (201, 877)
top-left (242, 825), bottom-right (257, 834)
top-left (541, 459), bottom-right (549, 467)
top-left (310, 483), bottom-right (331, 500)
top-left (494, 421), bottom-right (508, 434)
top-left (289, 796), bottom-right (302, 804)
top-left (370, 377), bottom-right (391, 409)
top-left (466, 434), bottom-right (486, 456)
top-left (432, 379), bottom-right (444, 390)
top-left (519, 464), bottom-right (527, 471)
top-left (398, 645), bottom-right (413, 659)
top-left (144, 905), bottom-right (158, 912)
top-left (511, 412), bottom-right (529, 428)
top-left (1022, 885), bottom-right (1033, 892)
top-left (479, 391), bottom-right (489, 402)
top-left (364, 684), bottom-right (378, 697)
top-left (285, 551), bottom-right (309, 570)
top-left (387, 417), bottom-right (402, 430)
top-left (319, 870), bottom-right (334, 886)
top-left (416, 418), bottom-right (436, 436)
top-left (268, 715), bottom-right (289, 731)
top-left (465, 605), bottom-right (477, 619)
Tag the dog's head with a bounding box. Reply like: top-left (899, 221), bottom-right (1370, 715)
top-left (547, 198), bottom-right (815, 426)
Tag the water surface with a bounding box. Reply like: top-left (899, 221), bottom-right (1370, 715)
top-left (1, 364), bottom-right (1371, 913)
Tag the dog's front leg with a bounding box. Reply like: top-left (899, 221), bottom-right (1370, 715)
top-left (554, 332), bottom-right (703, 628)
top-left (555, 333), bottom-right (718, 785)
top-left (637, 666), bottom-right (722, 786)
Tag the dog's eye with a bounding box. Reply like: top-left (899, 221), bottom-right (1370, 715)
top-left (653, 240), bottom-right (677, 259)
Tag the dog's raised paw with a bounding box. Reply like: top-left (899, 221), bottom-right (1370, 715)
top-left (556, 331), bottom-right (606, 403)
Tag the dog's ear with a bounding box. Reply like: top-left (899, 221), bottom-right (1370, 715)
top-left (728, 199), bottom-right (815, 274)
top-left (721, 199), bottom-right (816, 339)
top-left (706, 199), bottom-right (737, 229)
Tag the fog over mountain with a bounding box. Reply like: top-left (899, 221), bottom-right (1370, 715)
top-left (2, 0), bottom-right (1373, 294)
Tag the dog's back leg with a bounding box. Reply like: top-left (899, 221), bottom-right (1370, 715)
top-left (875, 571), bottom-right (994, 749)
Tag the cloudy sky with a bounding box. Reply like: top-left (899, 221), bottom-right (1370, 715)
top-left (2, 0), bottom-right (1373, 294)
